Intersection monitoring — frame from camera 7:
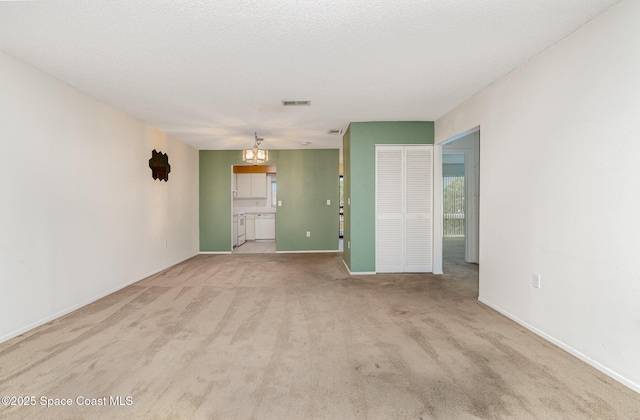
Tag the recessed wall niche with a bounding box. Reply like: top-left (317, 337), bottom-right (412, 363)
top-left (149, 150), bottom-right (171, 181)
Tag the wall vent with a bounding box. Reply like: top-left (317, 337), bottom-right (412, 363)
top-left (328, 129), bottom-right (343, 135)
top-left (282, 100), bottom-right (311, 106)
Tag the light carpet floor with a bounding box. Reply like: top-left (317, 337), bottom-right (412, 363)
top-left (0, 246), bottom-right (639, 419)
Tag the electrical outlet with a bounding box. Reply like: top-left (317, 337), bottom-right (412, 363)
top-left (326, 199), bottom-right (331, 205)
top-left (532, 273), bottom-right (541, 289)
top-left (347, 241), bottom-right (351, 249)
top-left (278, 200), bottom-right (282, 206)
top-left (306, 231), bottom-right (311, 237)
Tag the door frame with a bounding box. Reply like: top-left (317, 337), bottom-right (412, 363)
top-left (433, 126), bottom-right (480, 274)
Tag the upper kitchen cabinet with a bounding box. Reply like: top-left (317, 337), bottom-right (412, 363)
top-left (236, 173), bottom-right (267, 198)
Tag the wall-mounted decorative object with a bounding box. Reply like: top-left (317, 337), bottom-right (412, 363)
top-left (149, 150), bottom-right (171, 181)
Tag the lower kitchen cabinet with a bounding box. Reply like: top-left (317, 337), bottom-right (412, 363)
top-left (246, 214), bottom-right (255, 240)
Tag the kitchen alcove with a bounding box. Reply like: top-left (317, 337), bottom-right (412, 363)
top-left (231, 164), bottom-right (277, 253)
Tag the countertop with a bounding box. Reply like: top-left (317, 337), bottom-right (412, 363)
top-left (234, 209), bottom-right (276, 215)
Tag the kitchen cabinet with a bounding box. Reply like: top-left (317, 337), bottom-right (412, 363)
top-left (246, 213), bottom-right (255, 240)
top-left (236, 173), bottom-right (267, 198)
top-left (252, 173), bottom-right (267, 197)
top-left (236, 174), bottom-right (251, 198)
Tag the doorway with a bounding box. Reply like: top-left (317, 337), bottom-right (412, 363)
top-left (231, 164), bottom-right (277, 254)
top-left (441, 130), bottom-right (479, 280)
top-left (443, 153), bottom-right (465, 238)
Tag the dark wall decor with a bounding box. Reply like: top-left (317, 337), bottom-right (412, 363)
top-left (149, 150), bottom-right (171, 181)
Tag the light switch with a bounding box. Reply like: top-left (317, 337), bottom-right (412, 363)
top-left (347, 197), bottom-right (351, 205)
top-left (278, 200), bottom-right (282, 206)
top-left (326, 199), bottom-right (331, 205)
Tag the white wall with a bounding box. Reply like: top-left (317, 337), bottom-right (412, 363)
top-left (435, 0), bottom-right (640, 392)
top-left (0, 51), bottom-right (199, 342)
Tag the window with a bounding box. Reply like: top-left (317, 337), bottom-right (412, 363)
top-left (443, 176), bottom-right (465, 237)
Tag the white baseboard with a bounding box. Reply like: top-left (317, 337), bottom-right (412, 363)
top-left (276, 250), bottom-right (340, 254)
top-left (342, 259), bottom-right (376, 275)
top-left (478, 297), bottom-right (640, 395)
top-left (0, 253), bottom-right (199, 345)
top-left (199, 251), bottom-right (232, 254)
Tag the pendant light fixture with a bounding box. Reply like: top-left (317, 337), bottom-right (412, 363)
top-left (243, 132), bottom-right (269, 165)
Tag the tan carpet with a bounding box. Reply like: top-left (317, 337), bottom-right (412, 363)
top-left (0, 247), bottom-right (639, 419)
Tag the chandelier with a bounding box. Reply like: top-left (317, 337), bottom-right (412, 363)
top-left (242, 132), bottom-right (269, 165)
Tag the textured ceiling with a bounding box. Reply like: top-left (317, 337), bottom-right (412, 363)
top-left (0, 0), bottom-right (621, 151)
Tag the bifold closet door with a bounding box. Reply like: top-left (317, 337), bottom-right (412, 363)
top-left (404, 146), bottom-right (433, 272)
top-left (376, 147), bottom-right (405, 272)
top-left (376, 145), bottom-right (433, 273)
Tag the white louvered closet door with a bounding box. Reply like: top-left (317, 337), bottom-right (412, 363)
top-left (404, 146), bottom-right (432, 271)
top-left (376, 147), bottom-right (404, 273)
top-left (376, 145), bottom-right (433, 273)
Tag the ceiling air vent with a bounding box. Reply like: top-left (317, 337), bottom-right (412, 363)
top-left (282, 100), bottom-right (311, 106)
top-left (328, 129), bottom-right (343, 135)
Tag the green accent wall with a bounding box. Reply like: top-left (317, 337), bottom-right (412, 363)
top-left (200, 149), bottom-right (340, 252)
top-left (200, 150), bottom-right (238, 251)
top-left (275, 150), bottom-right (340, 251)
top-left (343, 121), bottom-right (434, 273)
